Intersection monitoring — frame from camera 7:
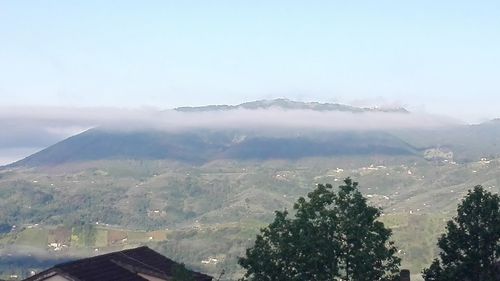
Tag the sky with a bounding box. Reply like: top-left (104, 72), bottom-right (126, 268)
top-left (0, 1), bottom-right (499, 121)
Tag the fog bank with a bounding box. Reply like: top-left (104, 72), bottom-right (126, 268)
top-left (0, 106), bottom-right (460, 165)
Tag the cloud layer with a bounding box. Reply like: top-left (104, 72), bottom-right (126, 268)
top-left (0, 106), bottom-right (460, 165)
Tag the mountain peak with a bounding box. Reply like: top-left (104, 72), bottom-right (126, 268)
top-left (175, 99), bottom-right (408, 113)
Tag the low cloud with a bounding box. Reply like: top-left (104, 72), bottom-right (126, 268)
top-left (349, 97), bottom-right (405, 110)
top-left (0, 106), bottom-right (460, 165)
top-left (156, 109), bottom-right (458, 131)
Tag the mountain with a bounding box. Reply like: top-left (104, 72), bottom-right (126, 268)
top-left (9, 99), bottom-right (500, 168)
top-left (5, 99), bottom-right (417, 168)
top-left (175, 98), bottom-right (409, 113)
top-left (9, 129), bottom-right (418, 167)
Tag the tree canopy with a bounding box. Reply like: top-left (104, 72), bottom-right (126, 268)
top-left (171, 262), bottom-right (195, 281)
top-left (238, 178), bottom-right (400, 281)
top-left (422, 185), bottom-right (500, 281)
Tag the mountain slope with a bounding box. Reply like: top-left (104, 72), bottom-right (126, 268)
top-left (9, 129), bottom-right (417, 167)
top-left (8, 129), bottom-right (228, 167)
top-left (394, 120), bottom-right (500, 162)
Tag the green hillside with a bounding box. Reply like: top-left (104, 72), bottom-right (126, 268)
top-left (9, 129), bottom-right (417, 167)
top-left (1, 154), bottom-right (499, 279)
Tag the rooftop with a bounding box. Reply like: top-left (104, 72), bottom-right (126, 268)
top-left (24, 246), bottom-right (212, 281)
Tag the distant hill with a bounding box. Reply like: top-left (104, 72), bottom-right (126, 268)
top-left (393, 120), bottom-right (500, 162)
top-left (5, 99), bottom-right (418, 168)
top-left (8, 129), bottom-right (417, 167)
top-left (8, 99), bottom-right (500, 168)
top-left (175, 98), bottom-right (409, 113)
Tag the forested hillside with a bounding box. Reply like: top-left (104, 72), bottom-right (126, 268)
top-left (1, 153), bottom-right (500, 279)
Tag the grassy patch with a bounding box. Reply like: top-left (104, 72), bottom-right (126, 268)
top-left (127, 231), bottom-right (149, 243)
top-left (95, 229), bottom-right (108, 247)
top-left (16, 228), bottom-right (48, 247)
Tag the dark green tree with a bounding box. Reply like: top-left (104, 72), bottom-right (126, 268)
top-left (422, 185), bottom-right (500, 281)
top-left (239, 178), bottom-right (400, 281)
top-left (171, 263), bottom-right (195, 281)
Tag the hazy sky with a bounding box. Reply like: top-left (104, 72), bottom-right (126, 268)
top-left (1, 1), bottom-right (499, 121)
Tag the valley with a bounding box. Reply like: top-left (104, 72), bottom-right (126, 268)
top-left (1, 154), bottom-right (499, 280)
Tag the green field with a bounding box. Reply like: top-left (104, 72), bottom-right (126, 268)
top-left (15, 228), bottom-right (48, 248)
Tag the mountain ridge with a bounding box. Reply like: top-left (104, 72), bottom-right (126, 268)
top-left (174, 98), bottom-right (409, 113)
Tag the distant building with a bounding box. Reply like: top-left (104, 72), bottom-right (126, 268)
top-left (424, 148), bottom-right (453, 161)
top-left (23, 246), bottom-right (212, 281)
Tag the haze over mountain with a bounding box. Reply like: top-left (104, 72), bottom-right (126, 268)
top-left (1, 99), bottom-right (464, 167)
top-left (10, 98), bottom-right (500, 169)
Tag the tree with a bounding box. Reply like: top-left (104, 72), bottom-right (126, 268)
top-left (171, 263), bottom-right (195, 281)
top-left (422, 185), bottom-right (500, 281)
top-left (238, 178), bottom-right (401, 281)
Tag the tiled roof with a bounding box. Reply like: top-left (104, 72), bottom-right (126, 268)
top-left (113, 247), bottom-right (212, 281)
top-left (55, 258), bottom-right (147, 281)
top-left (24, 246), bottom-right (213, 281)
